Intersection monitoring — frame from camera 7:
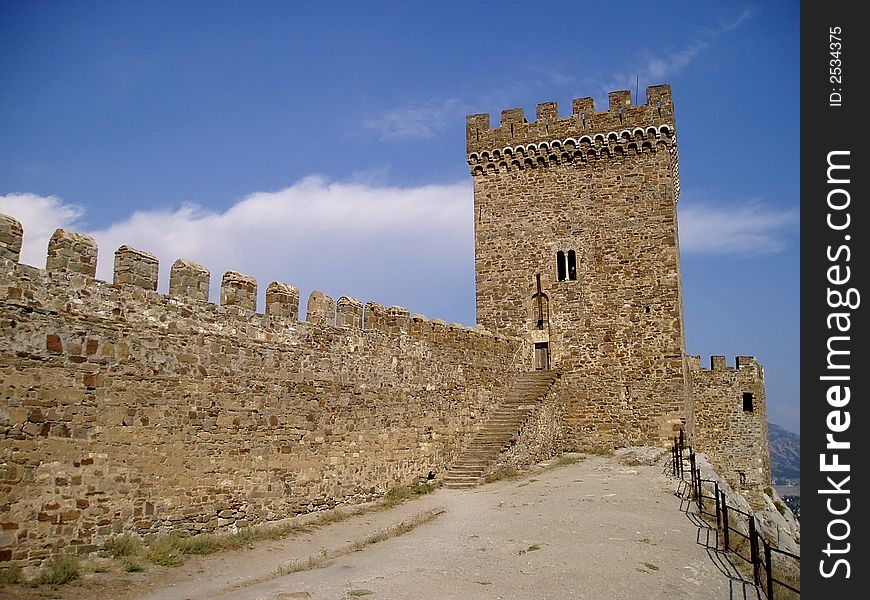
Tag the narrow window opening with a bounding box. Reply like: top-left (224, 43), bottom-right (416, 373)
top-left (556, 251), bottom-right (566, 281)
top-left (534, 274), bottom-right (548, 330)
top-left (644, 306), bottom-right (650, 314)
top-left (738, 471), bottom-right (747, 487)
top-left (742, 392), bottom-right (754, 412)
top-left (567, 250), bottom-right (577, 280)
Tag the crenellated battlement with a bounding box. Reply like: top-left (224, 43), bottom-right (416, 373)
top-left (686, 355), bottom-right (761, 374)
top-left (0, 214), bottom-right (507, 343)
top-left (466, 84), bottom-right (675, 163)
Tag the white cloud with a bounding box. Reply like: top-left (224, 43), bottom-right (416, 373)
top-left (594, 8), bottom-right (752, 103)
top-left (0, 178), bottom-right (476, 322)
top-left (363, 98), bottom-right (464, 141)
top-left (641, 40), bottom-right (709, 81)
top-left (679, 200), bottom-right (798, 255)
top-left (1, 183), bottom-right (795, 326)
top-left (0, 193), bottom-right (84, 267)
top-left (722, 8), bottom-right (754, 32)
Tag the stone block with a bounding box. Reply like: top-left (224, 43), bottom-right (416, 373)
top-left (220, 271), bottom-right (257, 311)
top-left (336, 296), bottom-right (362, 329)
top-left (113, 245), bottom-right (158, 290)
top-left (306, 290), bottom-right (335, 327)
top-left (169, 259), bottom-right (210, 302)
top-left (46, 229), bottom-right (98, 276)
top-left (0, 214), bottom-right (23, 262)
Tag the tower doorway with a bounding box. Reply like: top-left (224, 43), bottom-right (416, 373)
top-left (534, 342), bottom-right (550, 370)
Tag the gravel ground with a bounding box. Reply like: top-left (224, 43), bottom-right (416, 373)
top-left (0, 454), bottom-right (761, 600)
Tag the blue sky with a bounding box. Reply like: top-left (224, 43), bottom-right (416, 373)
top-left (0, 1), bottom-right (800, 433)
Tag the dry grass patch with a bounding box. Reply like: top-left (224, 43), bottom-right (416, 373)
top-left (33, 554), bottom-right (80, 585)
top-left (381, 481), bottom-right (440, 509)
top-left (483, 466), bottom-right (520, 483)
top-left (0, 566), bottom-right (21, 585)
top-left (106, 532), bottom-right (144, 557)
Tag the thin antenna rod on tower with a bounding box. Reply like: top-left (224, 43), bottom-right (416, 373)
top-left (636, 76), bottom-right (639, 104)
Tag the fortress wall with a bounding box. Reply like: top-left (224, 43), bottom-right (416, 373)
top-left (0, 222), bottom-right (523, 568)
top-left (686, 355), bottom-right (771, 500)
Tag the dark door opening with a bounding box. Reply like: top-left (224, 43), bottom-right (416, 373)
top-left (534, 342), bottom-right (550, 371)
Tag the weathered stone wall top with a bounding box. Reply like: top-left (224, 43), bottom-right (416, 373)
top-left (307, 290), bottom-right (336, 327)
top-left (220, 270), bottom-right (258, 311)
top-left (466, 84), bottom-right (674, 155)
top-left (0, 216), bottom-right (512, 348)
top-left (46, 228), bottom-right (98, 276)
top-left (169, 258), bottom-right (210, 301)
top-left (265, 281), bottom-right (299, 320)
top-left (0, 214), bottom-right (23, 262)
top-left (113, 245), bottom-right (159, 290)
top-left (336, 296), bottom-right (363, 329)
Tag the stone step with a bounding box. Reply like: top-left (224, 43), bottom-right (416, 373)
top-left (448, 463), bottom-right (487, 470)
top-left (442, 370), bottom-right (561, 490)
top-left (444, 475), bottom-right (481, 484)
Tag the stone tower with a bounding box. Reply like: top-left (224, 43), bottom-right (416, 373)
top-left (466, 84), bottom-right (687, 446)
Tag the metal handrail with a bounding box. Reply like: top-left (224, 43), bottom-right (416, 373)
top-left (668, 437), bottom-right (800, 598)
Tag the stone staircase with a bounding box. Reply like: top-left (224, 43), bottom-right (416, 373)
top-left (443, 370), bottom-right (560, 489)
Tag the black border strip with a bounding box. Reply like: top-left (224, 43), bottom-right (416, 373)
top-left (802, 2), bottom-right (868, 596)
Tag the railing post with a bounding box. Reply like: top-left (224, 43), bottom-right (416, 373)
top-left (721, 491), bottom-right (730, 551)
top-left (679, 443), bottom-right (684, 478)
top-left (764, 538), bottom-right (773, 599)
top-left (689, 452), bottom-right (696, 498)
top-left (749, 515), bottom-right (760, 586)
top-left (672, 439), bottom-right (677, 476)
top-left (715, 482), bottom-right (720, 529)
top-left (678, 430), bottom-right (685, 479)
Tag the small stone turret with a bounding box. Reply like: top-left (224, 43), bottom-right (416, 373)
top-left (687, 355), bottom-right (770, 499)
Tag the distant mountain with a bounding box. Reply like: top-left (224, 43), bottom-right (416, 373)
top-left (769, 423), bottom-right (800, 485)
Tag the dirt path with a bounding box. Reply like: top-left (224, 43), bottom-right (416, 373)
top-left (2, 455), bottom-right (760, 600)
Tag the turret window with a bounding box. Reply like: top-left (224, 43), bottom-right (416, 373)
top-left (556, 249), bottom-right (577, 281)
top-left (742, 392), bottom-right (754, 412)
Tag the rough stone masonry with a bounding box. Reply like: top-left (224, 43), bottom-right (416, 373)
top-left (0, 83), bottom-right (770, 571)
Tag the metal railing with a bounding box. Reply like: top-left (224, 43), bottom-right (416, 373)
top-left (670, 434), bottom-right (800, 598)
